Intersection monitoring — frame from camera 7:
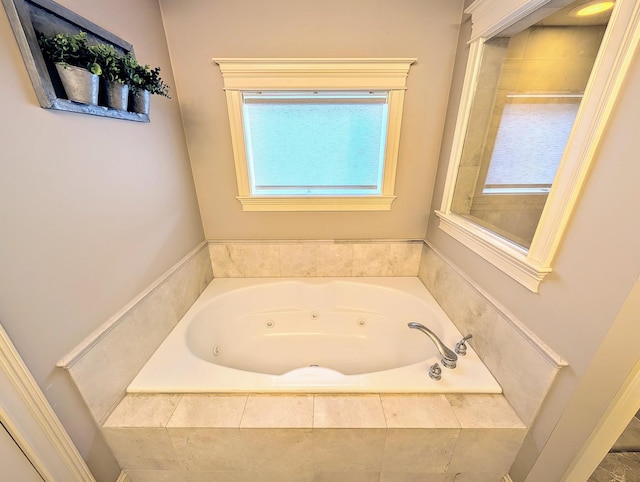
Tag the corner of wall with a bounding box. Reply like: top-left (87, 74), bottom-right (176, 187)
top-left (59, 242), bottom-right (213, 424)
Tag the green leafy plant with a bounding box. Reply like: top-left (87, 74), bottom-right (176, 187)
top-left (88, 43), bottom-right (127, 83)
top-left (37, 31), bottom-right (101, 75)
top-left (129, 62), bottom-right (171, 98)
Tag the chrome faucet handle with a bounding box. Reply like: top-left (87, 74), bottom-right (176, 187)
top-left (429, 363), bottom-right (442, 381)
top-left (455, 334), bottom-right (473, 356)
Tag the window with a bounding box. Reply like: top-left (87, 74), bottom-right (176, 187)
top-left (214, 59), bottom-right (415, 211)
top-left (436, 0), bottom-right (639, 292)
top-left (483, 94), bottom-right (582, 195)
top-left (243, 91), bottom-right (388, 196)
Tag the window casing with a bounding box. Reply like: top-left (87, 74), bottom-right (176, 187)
top-left (436, 0), bottom-right (640, 292)
top-left (214, 58), bottom-right (415, 211)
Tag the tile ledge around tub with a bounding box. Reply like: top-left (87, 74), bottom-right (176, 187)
top-left (424, 242), bottom-right (568, 370)
top-left (56, 241), bottom-right (209, 370)
top-left (103, 393), bottom-right (526, 431)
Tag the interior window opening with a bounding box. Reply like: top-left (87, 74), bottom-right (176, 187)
top-left (242, 91), bottom-right (389, 197)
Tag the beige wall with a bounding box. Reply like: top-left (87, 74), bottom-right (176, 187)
top-left (0, 1), bottom-right (204, 480)
top-left (159, 0), bottom-right (465, 241)
top-left (427, 11), bottom-right (640, 482)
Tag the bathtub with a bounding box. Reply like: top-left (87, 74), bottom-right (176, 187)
top-left (128, 277), bottom-right (502, 393)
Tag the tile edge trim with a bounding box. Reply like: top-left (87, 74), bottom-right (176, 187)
top-left (56, 240), bottom-right (209, 369)
top-left (424, 241), bottom-right (568, 369)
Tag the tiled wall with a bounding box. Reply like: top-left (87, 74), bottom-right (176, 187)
top-left (60, 242), bottom-right (213, 423)
top-left (104, 393), bottom-right (526, 482)
top-left (418, 243), bottom-right (566, 425)
top-left (208, 240), bottom-right (423, 278)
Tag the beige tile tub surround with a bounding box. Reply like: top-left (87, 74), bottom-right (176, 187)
top-left (208, 240), bottom-right (423, 278)
top-left (103, 393), bottom-right (526, 482)
top-left (58, 242), bottom-right (213, 423)
top-left (418, 243), bottom-right (567, 425)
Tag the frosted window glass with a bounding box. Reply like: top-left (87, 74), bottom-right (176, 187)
top-left (485, 98), bottom-right (580, 188)
top-left (243, 93), bottom-right (388, 196)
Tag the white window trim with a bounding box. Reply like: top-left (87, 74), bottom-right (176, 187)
top-left (436, 0), bottom-right (640, 292)
top-left (214, 58), bottom-right (415, 211)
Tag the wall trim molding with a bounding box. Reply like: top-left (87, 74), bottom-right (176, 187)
top-left (207, 238), bottom-right (425, 244)
top-left (116, 471), bottom-right (130, 482)
top-left (57, 240), bottom-right (208, 369)
top-left (236, 195), bottom-right (396, 212)
top-left (424, 241), bottom-right (567, 369)
top-left (0, 323), bottom-right (95, 481)
top-left (465, 0), bottom-right (551, 41)
top-left (435, 211), bottom-right (551, 292)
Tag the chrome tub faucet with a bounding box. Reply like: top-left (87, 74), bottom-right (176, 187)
top-left (408, 321), bottom-right (458, 369)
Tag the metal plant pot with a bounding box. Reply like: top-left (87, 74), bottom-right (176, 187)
top-left (131, 89), bottom-right (150, 115)
top-left (55, 63), bottom-right (99, 105)
top-left (104, 81), bottom-right (129, 111)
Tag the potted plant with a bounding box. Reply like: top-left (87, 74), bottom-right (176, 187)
top-left (128, 61), bottom-right (171, 115)
top-left (89, 43), bottom-right (131, 110)
top-left (37, 31), bottom-right (102, 105)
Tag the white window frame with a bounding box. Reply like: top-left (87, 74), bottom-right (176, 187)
top-left (436, 0), bottom-right (640, 292)
top-left (214, 58), bottom-right (415, 211)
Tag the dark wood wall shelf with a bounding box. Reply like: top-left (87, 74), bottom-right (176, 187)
top-left (2, 0), bottom-right (150, 122)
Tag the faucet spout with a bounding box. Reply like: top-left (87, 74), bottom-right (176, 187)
top-left (408, 322), bottom-right (458, 369)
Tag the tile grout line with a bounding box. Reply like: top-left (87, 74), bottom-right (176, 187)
top-left (163, 393), bottom-right (184, 429)
top-left (237, 394), bottom-right (250, 430)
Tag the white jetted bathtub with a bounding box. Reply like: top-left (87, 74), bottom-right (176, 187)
top-left (128, 277), bottom-right (502, 393)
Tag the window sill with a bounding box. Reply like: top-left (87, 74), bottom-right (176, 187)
top-left (238, 195), bottom-right (396, 212)
top-left (435, 210), bottom-right (551, 292)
